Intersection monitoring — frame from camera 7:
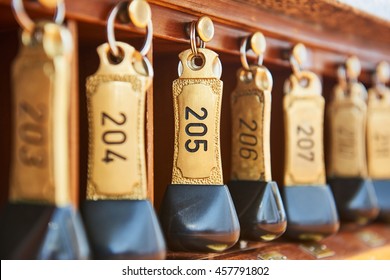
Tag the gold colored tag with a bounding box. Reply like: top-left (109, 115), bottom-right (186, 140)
top-left (10, 22), bottom-right (72, 206)
top-left (367, 86), bottom-right (390, 179)
top-left (328, 83), bottom-right (368, 177)
top-left (231, 66), bottom-right (272, 181)
top-left (171, 48), bottom-right (223, 185)
top-left (86, 42), bottom-right (150, 200)
top-left (283, 71), bottom-right (326, 186)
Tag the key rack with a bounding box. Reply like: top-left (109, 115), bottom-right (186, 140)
top-left (0, 0), bottom-right (390, 260)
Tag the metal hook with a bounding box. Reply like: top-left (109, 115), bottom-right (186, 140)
top-left (290, 43), bottom-right (307, 79)
top-left (374, 61), bottom-right (390, 87)
top-left (107, 0), bottom-right (153, 57)
top-left (240, 31), bottom-right (265, 70)
top-left (186, 16), bottom-right (213, 56)
top-left (345, 55), bottom-right (361, 84)
top-left (337, 56), bottom-right (367, 99)
top-left (11, 0), bottom-right (65, 32)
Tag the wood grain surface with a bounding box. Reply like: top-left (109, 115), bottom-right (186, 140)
top-left (168, 223), bottom-right (390, 260)
top-left (0, 0), bottom-right (389, 82)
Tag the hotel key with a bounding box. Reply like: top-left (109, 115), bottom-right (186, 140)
top-left (159, 16), bottom-right (240, 252)
top-left (0, 0), bottom-right (90, 259)
top-left (283, 44), bottom-right (339, 241)
top-left (82, 0), bottom-right (166, 259)
top-left (328, 56), bottom-right (379, 225)
top-left (366, 61), bottom-right (390, 222)
top-left (228, 32), bottom-right (287, 241)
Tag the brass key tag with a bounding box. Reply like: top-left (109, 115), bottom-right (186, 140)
top-left (86, 42), bottom-right (150, 200)
top-left (82, 2), bottom-right (166, 260)
top-left (327, 57), bottom-right (379, 224)
top-left (282, 44), bottom-right (339, 240)
top-left (231, 66), bottom-right (272, 181)
top-left (283, 68), bottom-right (326, 186)
top-left (328, 66), bottom-right (368, 178)
top-left (367, 62), bottom-right (390, 179)
top-left (172, 48), bottom-right (223, 185)
top-left (10, 21), bottom-right (73, 206)
top-left (2, 0), bottom-right (91, 260)
top-left (367, 61), bottom-right (390, 222)
top-left (228, 32), bottom-right (286, 242)
top-left (160, 17), bottom-right (239, 252)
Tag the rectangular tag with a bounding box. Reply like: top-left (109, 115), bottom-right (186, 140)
top-left (10, 31), bottom-right (71, 206)
top-left (367, 98), bottom-right (390, 179)
top-left (172, 78), bottom-right (223, 185)
top-left (231, 87), bottom-right (271, 181)
top-left (329, 98), bottom-right (367, 177)
top-left (86, 76), bottom-right (147, 200)
top-left (284, 95), bottom-right (326, 186)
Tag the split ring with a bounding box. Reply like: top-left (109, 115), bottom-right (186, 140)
top-left (107, 0), bottom-right (153, 58)
top-left (11, 0), bottom-right (65, 32)
top-left (189, 20), bottom-right (206, 56)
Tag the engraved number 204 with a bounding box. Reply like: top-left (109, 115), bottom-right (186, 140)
top-left (101, 112), bottom-right (127, 163)
top-left (184, 106), bottom-right (208, 152)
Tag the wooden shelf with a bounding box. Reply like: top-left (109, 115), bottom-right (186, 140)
top-left (168, 223), bottom-right (390, 260)
top-left (1, 0), bottom-right (389, 82)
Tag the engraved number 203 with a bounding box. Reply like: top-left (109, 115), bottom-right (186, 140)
top-left (18, 101), bottom-right (46, 168)
top-left (297, 124), bottom-right (315, 161)
top-left (184, 106), bottom-right (208, 152)
top-left (101, 112), bottom-right (127, 163)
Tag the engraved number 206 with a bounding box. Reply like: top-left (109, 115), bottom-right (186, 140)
top-left (239, 119), bottom-right (258, 160)
top-left (184, 106), bottom-right (208, 153)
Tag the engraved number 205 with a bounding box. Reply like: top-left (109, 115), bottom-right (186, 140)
top-left (101, 112), bottom-right (127, 163)
top-left (184, 106), bottom-right (208, 153)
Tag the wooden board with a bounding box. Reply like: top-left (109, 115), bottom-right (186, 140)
top-left (168, 223), bottom-right (390, 260)
top-left (0, 0), bottom-right (389, 82)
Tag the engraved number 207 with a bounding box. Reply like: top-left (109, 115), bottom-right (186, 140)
top-left (297, 124), bottom-right (315, 161)
top-left (101, 112), bottom-right (127, 163)
top-left (184, 107), bottom-right (208, 153)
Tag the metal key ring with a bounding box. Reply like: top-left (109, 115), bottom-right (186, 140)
top-left (189, 20), bottom-right (206, 56)
top-left (240, 33), bottom-right (264, 71)
top-left (107, 0), bottom-right (153, 57)
top-left (290, 55), bottom-right (302, 79)
top-left (11, 0), bottom-right (65, 32)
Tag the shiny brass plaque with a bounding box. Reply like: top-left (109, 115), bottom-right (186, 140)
top-left (231, 66), bottom-right (272, 181)
top-left (328, 84), bottom-right (367, 177)
top-left (10, 22), bottom-right (72, 206)
top-left (283, 72), bottom-right (326, 186)
top-left (172, 48), bottom-right (223, 185)
top-left (86, 42), bottom-right (150, 200)
top-left (367, 87), bottom-right (390, 179)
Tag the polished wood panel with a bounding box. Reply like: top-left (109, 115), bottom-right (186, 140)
top-left (0, 0), bottom-right (389, 82)
top-left (168, 223), bottom-right (390, 260)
